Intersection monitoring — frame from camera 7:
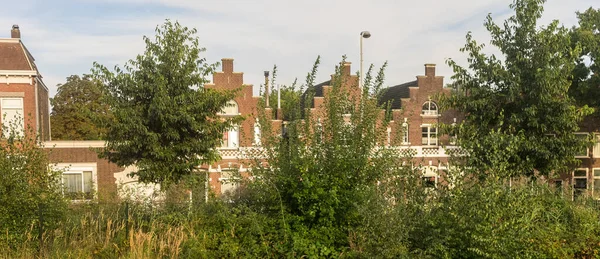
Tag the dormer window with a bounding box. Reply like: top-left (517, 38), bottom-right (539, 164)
top-left (421, 101), bottom-right (438, 116)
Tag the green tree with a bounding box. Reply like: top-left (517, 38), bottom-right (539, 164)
top-left (569, 8), bottom-right (600, 115)
top-left (50, 75), bottom-right (113, 140)
top-left (264, 65), bottom-right (303, 121)
top-left (0, 121), bottom-right (67, 248)
top-left (232, 56), bottom-right (410, 257)
top-left (443, 0), bottom-right (593, 178)
top-left (92, 20), bottom-right (240, 185)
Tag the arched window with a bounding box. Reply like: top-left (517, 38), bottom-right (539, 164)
top-left (220, 100), bottom-right (239, 148)
top-left (219, 100), bottom-right (239, 116)
top-left (421, 101), bottom-right (438, 116)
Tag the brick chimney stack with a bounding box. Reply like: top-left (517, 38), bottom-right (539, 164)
top-left (342, 62), bottom-right (352, 75)
top-left (425, 64), bottom-right (436, 77)
top-left (221, 58), bottom-right (233, 73)
top-left (11, 24), bottom-right (20, 38)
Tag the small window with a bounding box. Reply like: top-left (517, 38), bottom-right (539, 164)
top-left (422, 166), bottom-right (438, 188)
top-left (421, 101), bottom-right (438, 116)
top-left (593, 134), bottom-right (600, 158)
top-left (421, 125), bottom-right (438, 146)
top-left (575, 133), bottom-right (589, 157)
top-left (401, 121), bottom-right (409, 145)
top-left (219, 100), bottom-right (239, 116)
top-left (573, 168), bottom-right (588, 200)
top-left (222, 125), bottom-right (239, 148)
top-left (1, 98), bottom-right (24, 138)
top-left (53, 164), bottom-right (97, 201)
top-left (219, 170), bottom-right (241, 195)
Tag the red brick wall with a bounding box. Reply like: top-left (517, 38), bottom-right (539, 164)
top-left (205, 58), bottom-right (261, 147)
top-left (36, 81), bottom-right (50, 141)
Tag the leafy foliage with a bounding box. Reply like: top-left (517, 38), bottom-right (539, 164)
top-left (570, 7), bottom-right (600, 115)
top-left (230, 56), bottom-right (400, 256)
top-left (442, 0), bottom-right (593, 178)
top-left (50, 74), bottom-right (113, 140)
top-left (0, 120), bottom-right (67, 248)
top-left (92, 20), bottom-right (241, 185)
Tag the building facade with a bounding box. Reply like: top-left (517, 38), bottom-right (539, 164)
top-left (0, 25), bottom-right (50, 140)
top-left (3, 24), bottom-right (598, 201)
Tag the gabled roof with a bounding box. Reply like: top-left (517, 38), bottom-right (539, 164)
top-left (378, 80), bottom-right (417, 109)
top-left (0, 40), bottom-right (33, 71)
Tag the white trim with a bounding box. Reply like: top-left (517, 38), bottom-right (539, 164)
top-left (43, 140), bottom-right (106, 148)
top-left (0, 38), bottom-right (20, 43)
top-left (0, 75), bottom-right (32, 84)
top-left (0, 70), bottom-right (37, 76)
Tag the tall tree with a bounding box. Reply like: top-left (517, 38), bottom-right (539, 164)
top-left (443, 0), bottom-right (593, 178)
top-left (569, 8), bottom-right (600, 115)
top-left (92, 20), bottom-right (240, 185)
top-left (50, 75), bottom-right (112, 140)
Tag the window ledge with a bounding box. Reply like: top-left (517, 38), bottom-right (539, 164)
top-left (420, 114), bottom-right (441, 118)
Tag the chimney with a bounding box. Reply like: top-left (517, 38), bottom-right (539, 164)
top-left (342, 61), bottom-right (351, 75)
top-left (11, 24), bottom-right (20, 38)
top-left (264, 71), bottom-right (270, 108)
top-left (425, 64), bottom-right (436, 77)
top-left (221, 58), bottom-right (234, 73)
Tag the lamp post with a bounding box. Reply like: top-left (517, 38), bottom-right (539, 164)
top-left (359, 31), bottom-right (371, 90)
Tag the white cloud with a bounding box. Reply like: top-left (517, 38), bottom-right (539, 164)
top-left (1, 0), bottom-right (597, 98)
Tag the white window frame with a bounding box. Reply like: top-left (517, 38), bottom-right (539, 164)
top-left (1, 97), bottom-right (24, 138)
top-left (219, 100), bottom-right (240, 149)
top-left (573, 168), bottom-right (588, 200)
top-left (421, 124), bottom-right (438, 146)
top-left (593, 134), bottom-right (600, 158)
top-left (53, 163), bottom-right (98, 201)
top-left (401, 120), bottom-right (409, 145)
top-left (422, 166), bottom-right (438, 188)
top-left (575, 133), bottom-right (589, 158)
top-left (218, 100), bottom-right (240, 116)
top-left (593, 168), bottom-right (600, 199)
top-left (218, 169), bottom-right (241, 195)
top-left (421, 100), bottom-right (438, 116)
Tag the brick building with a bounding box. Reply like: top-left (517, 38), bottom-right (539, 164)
top-left (3, 24), bottom-right (599, 201)
top-left (0, 25), bottom-right (50, 140)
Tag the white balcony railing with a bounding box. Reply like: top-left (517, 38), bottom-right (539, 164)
top-left (217, 145), bottom-right (461, 160)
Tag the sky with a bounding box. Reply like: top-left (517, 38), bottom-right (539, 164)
top-left (0, 0), bottom-right (597, 98)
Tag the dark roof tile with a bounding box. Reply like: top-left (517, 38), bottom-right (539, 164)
top-left (378, 80), bottom-right (417, 109)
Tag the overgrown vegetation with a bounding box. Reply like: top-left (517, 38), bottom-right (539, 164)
top-left (3, 0), bottom-right (600, 258)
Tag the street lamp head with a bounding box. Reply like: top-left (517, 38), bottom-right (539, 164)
top-left (360, 31), bottom-right (371, 38)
